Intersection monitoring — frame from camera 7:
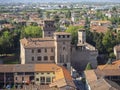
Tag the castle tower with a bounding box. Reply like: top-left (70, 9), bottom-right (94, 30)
top-left (78, 29), bottom-right (86, 45)
top-left (42, 20), bottom-right (56, 38)
top-left (54, 32), bottom-right (71, 71)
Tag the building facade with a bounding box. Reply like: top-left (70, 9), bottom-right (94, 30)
top-left (20, 20), bottom-right (98, 72)
top-left (0, 64), bottom-right (76, 90)
top-left (71, 30), bottom-right (98, 71)
top-left (20, 30), bottom-right (71, 71)
top-left (42, 20), bottom-right (56, 38)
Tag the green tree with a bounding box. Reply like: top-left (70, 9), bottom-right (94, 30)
top-left (85, 63), bottom-right (92, 70)
top-left (66, 10), bottom-right (71, 19)
top-left (0, 31), bottom-right (13, 55)
top-left (37, 9), bottom-right (43, 18)
top-left (102, 30), bottom-right (116, 55)
top-left (95, 33), bottom-right (106, 54)
top-left (21, 26), bottom-right (42, 38)
top-left (53, 14), bottom-right (60, 23)
top-left (46, 11), bottom-right (51, 19)
top-left (86, 30), bottom-right (94, 46)
top-left (66, 26), bottom-right (83, 44)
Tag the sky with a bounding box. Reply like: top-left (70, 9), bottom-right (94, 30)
top-left (0, 0), bottom-right (120, 3)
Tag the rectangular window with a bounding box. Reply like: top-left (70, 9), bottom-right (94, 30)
top-left (25, 72), bottom-right (34, 75)
top-left (41, 73), bottom-right (44, 75)
top-left (58, 35), bottom-right (60, 38)
top-left (63, 35), bottom-right (65, 38)
top-left (16, 77), bottom-right (17, 80)
top-left (51, 48), bottom-right (54, 52)
top-left (38, 49), bottom-right (41, 53)
top-left (44, 56), bottom-right (48, 61)
top-left (22, 77), bottom-right (24, 81)
top-left (67, 35), bottom-right (70, 38)
top-left (32, 57), bottom-right (34, 61)
top-left (40, 77), bottom-right (45, 83)
top-left (50, 56), bottom-right (54, 60)
top-left (17, 72), bottom-right (24, 75)
top-left (31, 49), bottom-right (34, 53)
top-left (37, 56), bottom-right (41, 61)
top-left (36, 78), bottom-right (39, 81)
top-left (45, 48), bottom-right (47, 52)
top-left (66, 55), bottom-right (68, 62)
top-left (46, 77), bottom-right (51, 82)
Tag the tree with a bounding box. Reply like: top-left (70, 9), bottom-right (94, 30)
top-left (85, 63), bottom-right (92, 70)
top-left (37, 9), bottom-right (43, 18)
top-left (66, 10), bottom-right (71, 19)
top-left (95, 33), bottom-right (106, 54)
top-left (0, 31), bottom-right (13, 55)
top-left (66, 26), bottom-right (83, 44)
top-left (53, 14), bottom-right (60, 23)
top-left (46, 11), bottom-right (51, 19)
top-left (112, 7), bottom-right (117, 12)
top-left (86, 30), bottom-right (94, 46)
top-left (102, 30), bottom-right (116, 55)
top-left (21, 26), bottom-right (42, 38)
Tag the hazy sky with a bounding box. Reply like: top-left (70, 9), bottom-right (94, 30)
top-left (1, 0), bottom-right (120, 3)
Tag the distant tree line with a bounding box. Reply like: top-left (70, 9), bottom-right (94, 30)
top-left (0, 25), bottom-right (42, 56)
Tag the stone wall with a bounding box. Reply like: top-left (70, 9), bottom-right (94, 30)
top-left (71, 46), bottom-right (98, 71)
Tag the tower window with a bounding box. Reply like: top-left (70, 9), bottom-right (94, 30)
top-left (62, 55), bottom-right (64, 63)
top-left (67, 35), bottom-right (70, 38)
top-left (50, 56), bottom-right (54, 60)
top-left (38, 49), bottom-right (41, 53)
top-left (63, 47), bottom-right (65, 50)
top-left (32, 57), bottom-right (34, 61)
top-left (45, 48), bottom-right (47, 52)
top-left (37, 56), bottom-right (42, 61)
top-left (16, 77), bottom-right (17, 80)
top-left (63, 35), bottom-right (65, 38)
top-left (51, 48), bottom-right (54, 52)
top-left (31, 49), bottom-right (34, 53)
top-left (66, 55), bottom-right (68, 62)
top-left (22, 77), bottom-right (24, 81)
top-left (60, 54), bottom-right (62, 63)
top-left (44, 56), bottom-right (48, 61)
top-left (58, 35), bottom-right (61, 38)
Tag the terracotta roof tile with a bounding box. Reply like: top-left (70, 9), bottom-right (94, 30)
top-left (50, 66), bottom-right (76, 88)
top-left (90, 26), bottom-right (108, 33)
top-left (54, 32), bottom-right (71, 35)
top-left (84, 70), bottom-right (98, 83)
top-left (90, 78), bottom-right (120, 90)
top-left (20, 38), bottom-right (55, 48)
top-left (35, 64), bottom-right (60, 72)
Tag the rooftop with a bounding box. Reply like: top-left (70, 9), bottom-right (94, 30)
top-left (54, 32), bottom-right (71, 35)
top-left (50, 66), bottom-right (76, 89)
top-left (20, 37), bottom-right (55, 48)
top-left (84, 70), bottom-right (98, 84)
top-left (90, 26), bottom-right (108, 33)
top-left (90, 78), bottom-right (120, 90)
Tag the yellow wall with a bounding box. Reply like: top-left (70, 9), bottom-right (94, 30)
top-left (35, 71), bottom-right (55, 84)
